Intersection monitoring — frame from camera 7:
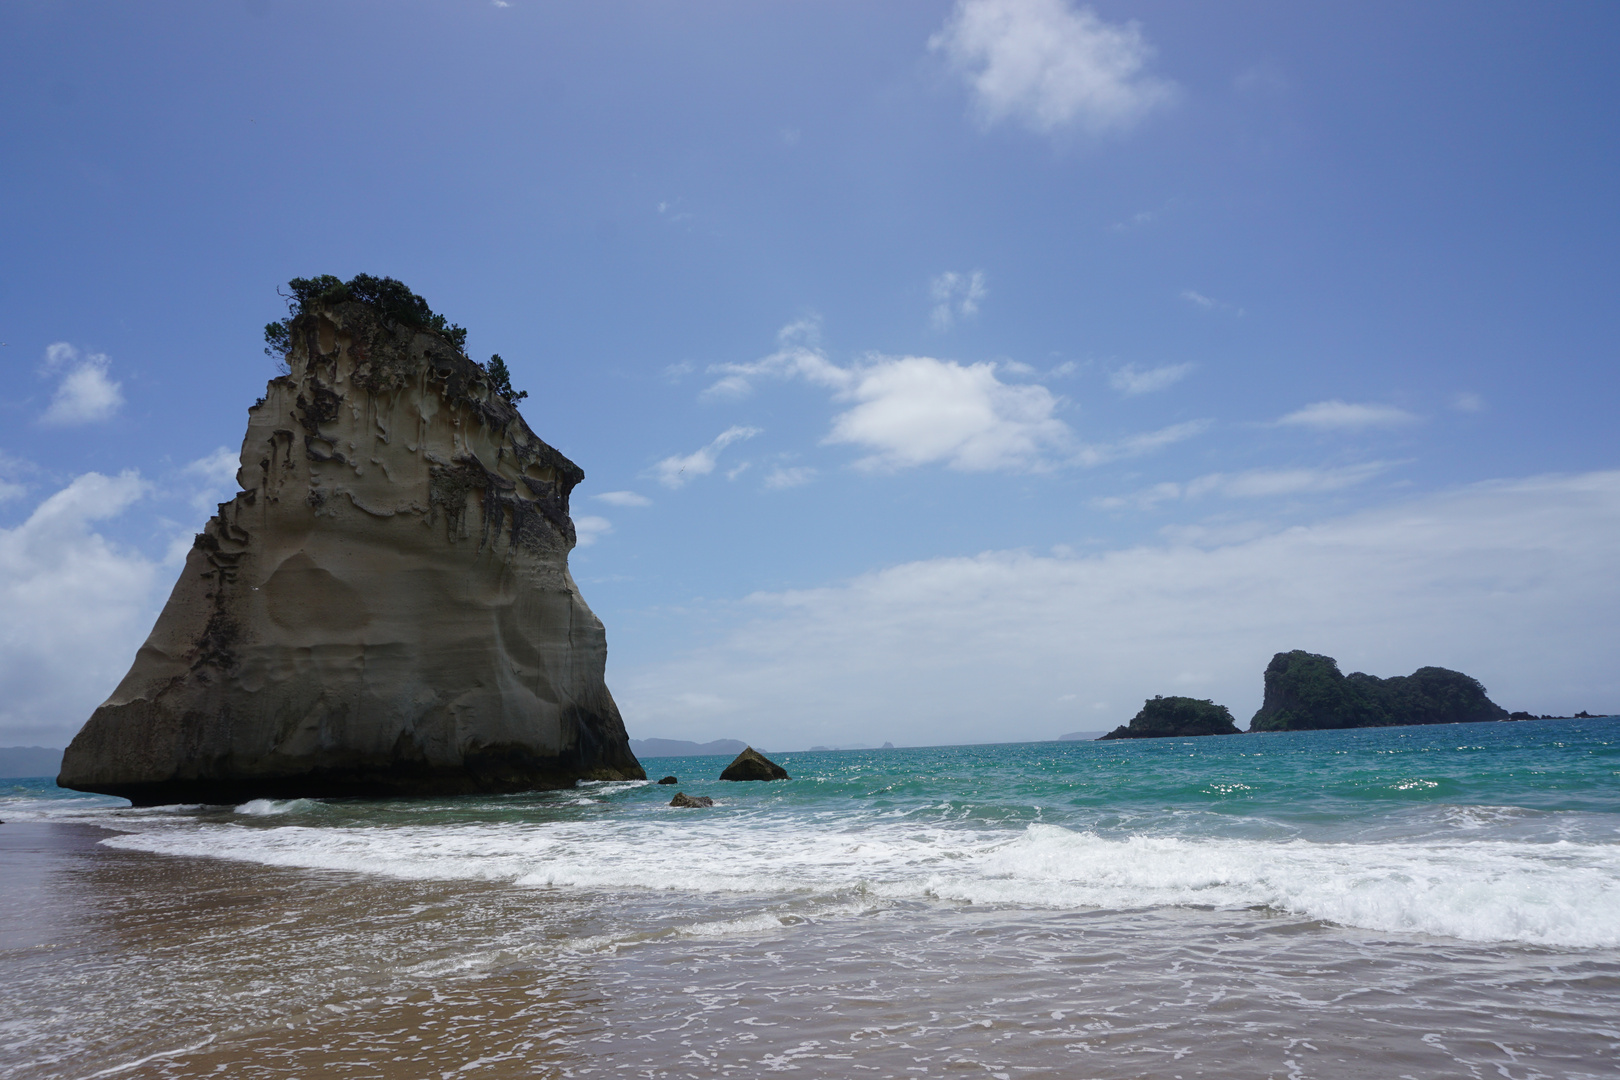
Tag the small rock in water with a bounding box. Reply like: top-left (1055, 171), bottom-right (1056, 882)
top-left (719, 747), bottom-right (789, 781)
top-left (669, 792), bottom-right (713, 808)
top-left (657, 775), bottom-right (678, 785)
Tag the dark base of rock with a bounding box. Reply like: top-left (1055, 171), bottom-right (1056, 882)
top-left (59, 742), bottom-right (646, 807)
top-left (657, 775), bottom-right (678, 784)
top-left (719, 747), bottom-right (789, 781)
top-left (669, 792), bottom-right (714, 807)
top-left (64, 766), bottom-right (647, 808)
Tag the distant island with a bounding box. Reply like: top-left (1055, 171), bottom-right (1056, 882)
top-left (0, 746), bottom-right (63, 779)
top-left (1099, 697), bottom-right (1241, 740)
top-left (629, 738), bottom-right (751, 759)
top-left (1249, 650), bottom-right (1507, 731)
top-left (1087, 650), bottom-right (1524, 741)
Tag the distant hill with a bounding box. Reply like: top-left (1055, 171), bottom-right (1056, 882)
top-left (0, 746), bottom-right (62, 779)
top-left (629, 738), bottom-right (750, 759)
top-left (1058, 731), bottom-right (1107, 741)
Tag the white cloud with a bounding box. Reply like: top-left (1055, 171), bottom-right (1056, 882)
top-left (652, 426), bottom-right (763, 489)
top-left (0, 472), bottom-right (162, 746)
top-left (1109, 361), bottom-right (1192, 395)
top-left (1180, 289), bottom-right (1242, 315)
top-left (1095, 462), bottom-right (1393, 510)
top-left (1452, 392), bottom-right (1486, 413)
top-left (592, 490), bottom-right (653, 508)
top-left (930, 0), bottom-right (1175, 135)
top-left (703, 319), bottom-right (848, 401)
top-left (182, 446), bottom-right (241, 513)
top-left (617, 471), bottom-right (1620, 748)
top-left (764, 466), bottom-right (818, 490)
top-left (1075, 420), bottom-right (1209, 467)
top-left (709, 324), bottom-right (1076, 474)
top-left (1278, 400), bottom-right (1420, 431)
top-left (827, 356), bottom-right (1069, 472)
top-left (39, 342), bottom-right (125, 425)
top-left (574, 515), bottom-right (612, 546)
top-left (0, 452), bottom-right (34, 504)
top-left (930, 270), bottom-right (988, 329)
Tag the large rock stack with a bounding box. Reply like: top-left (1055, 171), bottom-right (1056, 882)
top-left (60, 279), bottom-right (643, 804)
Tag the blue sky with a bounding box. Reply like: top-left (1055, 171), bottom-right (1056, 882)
top-left (3, 0), bottom-right (1618, 750)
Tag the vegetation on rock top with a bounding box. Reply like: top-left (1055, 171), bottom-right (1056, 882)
top-left (264, 274), bottom-right (468, 357)
top-left (487, 353), bottom-right (527, 402)
top-left (261, 274), bottom-right (530, 405)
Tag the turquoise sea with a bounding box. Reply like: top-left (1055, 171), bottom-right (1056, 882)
top-left (3, 717), bottom-right (1618, 1078)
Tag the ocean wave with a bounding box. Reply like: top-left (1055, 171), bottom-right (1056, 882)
top-left (234, 798), bottom-right (322, 817)
top-left (94, 815), bottom-right (1620, 949)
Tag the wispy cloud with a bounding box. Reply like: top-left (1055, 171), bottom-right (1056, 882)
top-left (39, 343), bottom-right (124, 426)
top-left (180, 447), bottom-right (241, 515)
top-left (930, 0), bottom-right (1175, 135)
top-left (1180, 289), bottom-right (1242, 316)
top-left (1451, 392), bottom-right (1486, 414)
top-left (1111, 209), bottom-right (1155, 231)
top-left (574, 515), bottom-right (612, 546)
top-left (0, 452), bottom-right (35, 504)
top-left (652, 426), bottom-right (763, 489)
top-left (1277, 400), bottom-right (1419, 431)
top-left (1094, 461), bottom-right (1394, 510)
top-left (764, 466), bottom-right (818, 490)
top-left (1075, 420), bottom-right (1210, 467)
top-left (592, 490), bottom-right (653, 508)
top-left (703, 319), bottom-right (846, 401)
top-left (930, 270), bottom-right (988, 329)
top-left (1109, 361), bottom-right (1192, 395)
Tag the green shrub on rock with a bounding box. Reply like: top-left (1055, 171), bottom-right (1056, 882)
top-left (263, 273), bottom-right (468, 360)
top-left (1098, 696), bottom-right (1241, 740)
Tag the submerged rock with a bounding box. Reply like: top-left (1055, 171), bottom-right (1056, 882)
top-left (1248, 650), bottom-right (1508, 732)
top-left (719, 747), bottom-right (789, 781)
top-left (657, 775), bottom-right (678, 785)
top-left (669, 792), bottom-right (714, 808)
top-left (58, 278), bottom-right (644, 805)
top-left (1098, 696), bottom-right (1241, 740)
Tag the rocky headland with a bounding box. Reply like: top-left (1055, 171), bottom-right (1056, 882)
top-left (1098, 697), bottom-right (1241, 740)
top-left (58, 275), bottom-right (643, 805)
top-left (1248, 650), bottom-right (1508, 732)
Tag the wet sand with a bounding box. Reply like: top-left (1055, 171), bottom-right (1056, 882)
top-left (4, 821), bottom-right (1617, 1079)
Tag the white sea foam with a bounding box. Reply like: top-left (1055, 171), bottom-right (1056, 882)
top-left (94, 815), bottom-right (1620, 949)
top-left (234, 798), bottom-right (320, 816)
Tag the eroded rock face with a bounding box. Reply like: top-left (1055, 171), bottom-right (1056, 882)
top-left (59, 301), bottom-right (643, 805)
